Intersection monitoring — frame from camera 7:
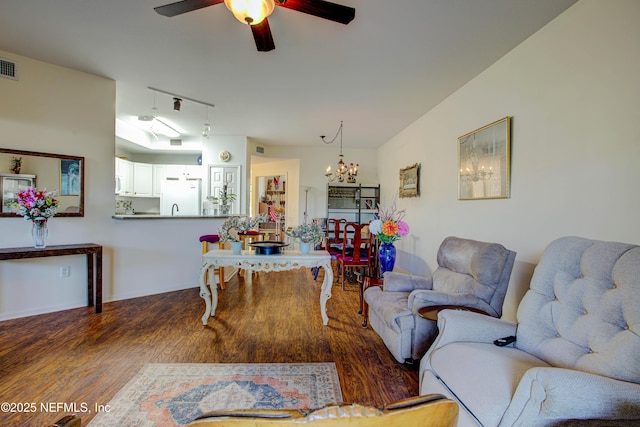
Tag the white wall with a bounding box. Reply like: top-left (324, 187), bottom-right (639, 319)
top-left (377, 0), bottom-right (640, 321)
top-left (0, 51), bottom-right (226, 320)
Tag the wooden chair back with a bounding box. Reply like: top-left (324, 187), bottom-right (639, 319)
top-left (341, 222), bottom-right (371, 264)
top-left (326, 218), bottom-right (346, 253)
top-left (188, 394), bottom-right (458, 427)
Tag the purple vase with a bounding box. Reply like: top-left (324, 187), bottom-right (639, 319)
top-left (378, 242), bottom-right (396, 276)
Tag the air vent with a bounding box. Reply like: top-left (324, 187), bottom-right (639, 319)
top-left (0, 58), bottom-right (18, 80)
top-left (256, 146), bottom-right (265, 154)
top-left (170, 139), bottom-right (182, 146)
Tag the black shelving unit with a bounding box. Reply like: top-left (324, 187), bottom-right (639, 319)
top-left (327, 183), bottom-right (380, 225)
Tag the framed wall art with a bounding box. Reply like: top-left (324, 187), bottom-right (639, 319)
top-left (458, 116), bottom-right (511, 200)
top-left (60, 158), bottom-right (81, 196)
top-left (399, 163), bottom-right (420, 198)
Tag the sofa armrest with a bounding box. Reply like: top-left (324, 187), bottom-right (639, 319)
top-left (501, 367), bottom-right (640, 426)
top-left (383, 272), bottom-right (434, 293)
top-left (408, 290), bottom-right (496, 317)
top-left (431, 309), bottom-right (516, 349)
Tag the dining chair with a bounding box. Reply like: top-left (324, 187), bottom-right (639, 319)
top-left (335, 222), bottom-right (372, 290)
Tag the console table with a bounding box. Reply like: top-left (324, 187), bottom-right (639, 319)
top-left (200, 248), bottom-right (333, 326)
top-left (0, 243), bottom-right (103, 313)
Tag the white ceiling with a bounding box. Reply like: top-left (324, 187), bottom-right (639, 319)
top-left (0, 0), bottom-right (577, 154)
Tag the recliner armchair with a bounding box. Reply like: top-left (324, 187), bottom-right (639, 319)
top-left (364, 236), bottom-right (516, 363)
top-left (419, 236), bottom-right (640, 426)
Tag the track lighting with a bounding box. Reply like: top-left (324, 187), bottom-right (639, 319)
top-left (173, 97), bottom-right (182, 111)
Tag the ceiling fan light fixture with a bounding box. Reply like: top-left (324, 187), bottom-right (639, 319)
top-left (224, 0), bottom-right (275, 25)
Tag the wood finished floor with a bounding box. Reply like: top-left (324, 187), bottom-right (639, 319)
top-left (0, 267), bottom-right (417, 426)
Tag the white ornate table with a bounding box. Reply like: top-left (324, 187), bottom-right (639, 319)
top-left (199, 248), bottom-right (334, 325)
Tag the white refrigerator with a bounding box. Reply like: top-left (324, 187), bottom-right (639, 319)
top-left (160, 178), bottom-right (202, 216)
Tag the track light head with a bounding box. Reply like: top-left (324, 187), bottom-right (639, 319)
top-left (173, 98), bottom-right (182, 111)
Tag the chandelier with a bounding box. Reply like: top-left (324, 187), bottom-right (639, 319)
top-left (321, 121), bottom-right (359, 183)
top-left (459, 134), bottom-right (494, 182)
top-left (460, 164), bottom-right (494, 182)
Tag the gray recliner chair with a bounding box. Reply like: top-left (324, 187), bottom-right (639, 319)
top-left (364, 236), bottom-right (516, 364)
top-left (419, 236), bottom-right (640, 426)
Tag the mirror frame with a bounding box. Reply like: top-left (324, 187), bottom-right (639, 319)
top-left (0, 148), bottom-right (85, 217)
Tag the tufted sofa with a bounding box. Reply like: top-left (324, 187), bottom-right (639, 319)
top-left (419, 236), bottom-right (640, 426)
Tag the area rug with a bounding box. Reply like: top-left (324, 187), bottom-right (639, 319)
top-left (88, 363), bottom-right (342, 427)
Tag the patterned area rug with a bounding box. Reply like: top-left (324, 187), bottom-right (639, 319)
top-left (88, 363), bottom-right (342, 427)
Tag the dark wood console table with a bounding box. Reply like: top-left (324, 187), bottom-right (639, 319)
top-left (0, 243), bottom-right (103, 313)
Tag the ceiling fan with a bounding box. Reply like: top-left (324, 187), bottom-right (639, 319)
top-left (154, 0), bottom-right (355, 52)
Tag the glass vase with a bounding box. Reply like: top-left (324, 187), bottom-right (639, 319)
top-left (378, 242), bottom-right (396, 276)
top-left (32, 220), bottom-right (48, 249)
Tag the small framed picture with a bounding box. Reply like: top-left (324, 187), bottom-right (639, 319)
top-left (364, 199), bottom-right (373, 209)
top-left (60, 159), bottom-right (81, 196)
top-left (399, 163), bottom-right (420, 198)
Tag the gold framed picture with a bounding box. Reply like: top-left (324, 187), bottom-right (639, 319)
top-left (458, 116), bottom-right (511, 200)
top-left (399, 163), bottom-right (420, 198)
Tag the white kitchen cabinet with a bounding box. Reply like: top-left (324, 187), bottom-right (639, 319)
top-left (152, 164), bottom-right (166, 197)
top-left (115, 157), bottom-right (133, 196)
top-left (165, 164), bottom-right (202, 180)
top-left (133, 162), bottom-right (153, 197)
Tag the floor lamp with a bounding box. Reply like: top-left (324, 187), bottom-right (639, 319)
top-left (303, 186), bottom-right (310, 224)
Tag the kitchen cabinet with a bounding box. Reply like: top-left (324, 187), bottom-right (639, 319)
top-left (116, 159), bottom-right (202, 198)
top-left (1, 173), bottom-right (37, 213)
top-left (133, 162), bottom-right (153, 197)
top-left (152, 164), bottom-right (166, 197)
top-left (327, 184), bottom-right (380, 225)
top-left (115, 157), bottom-right (133, 196)
top-left (165, 164), bottom-right (202, 180)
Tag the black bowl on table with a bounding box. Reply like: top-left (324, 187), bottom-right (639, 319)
top-left (250, 241), bottom-right (289, 255)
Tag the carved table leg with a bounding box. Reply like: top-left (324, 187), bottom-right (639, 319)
top-left (199, 263), bottom-right (213, 325)
top-left (320, 261), bottom-right (334, 326)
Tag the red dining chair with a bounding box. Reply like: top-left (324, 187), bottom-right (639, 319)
top-left (335, 223), bottom-right (372, 290)
top-left (326, 218), bottom-right (346, 258)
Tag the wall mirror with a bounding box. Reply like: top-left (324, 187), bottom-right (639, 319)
top-left (0, 148), bottom-right (84, 217)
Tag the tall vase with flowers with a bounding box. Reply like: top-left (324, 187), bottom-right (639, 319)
top-left (286, 222), bottom-right (323, 254)
top-left (368, 198), bottom-right (409, 275)
top-left (13, 188), bottom-right (60, 248)
top-left (218, 214), bottom-right (267, 253)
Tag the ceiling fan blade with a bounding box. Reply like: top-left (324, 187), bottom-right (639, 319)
top-left (251, 19), bottom-right (276, 52)
top-left (277, 0), bottom-right (355, 25)
top-left (154, 0), bottom-right (224, 17)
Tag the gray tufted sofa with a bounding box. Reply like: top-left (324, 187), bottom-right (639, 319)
top-left (419, 236), bottom-right (640, 426)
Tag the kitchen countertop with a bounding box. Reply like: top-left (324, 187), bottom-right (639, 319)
top-left (112, 214), bottom-right (231, 220)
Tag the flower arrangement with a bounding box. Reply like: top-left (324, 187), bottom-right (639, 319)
top-left (13, 188), bottom-right (60, 221)
top-left (369, 198), bottom-right (409, 244)
top-left (286, 222), bottom-right (324, 243)
top-left (218, 214), bottom-right (267, 242)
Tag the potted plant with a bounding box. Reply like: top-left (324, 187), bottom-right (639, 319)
top-left (214, 184), bottom-right (236, 215)
top-left (286, 222), bottom-right (324, 254)
top-left (10, 156), bottom-right (22, 174)
top-left (218, 214), bottom-right (267, 253)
